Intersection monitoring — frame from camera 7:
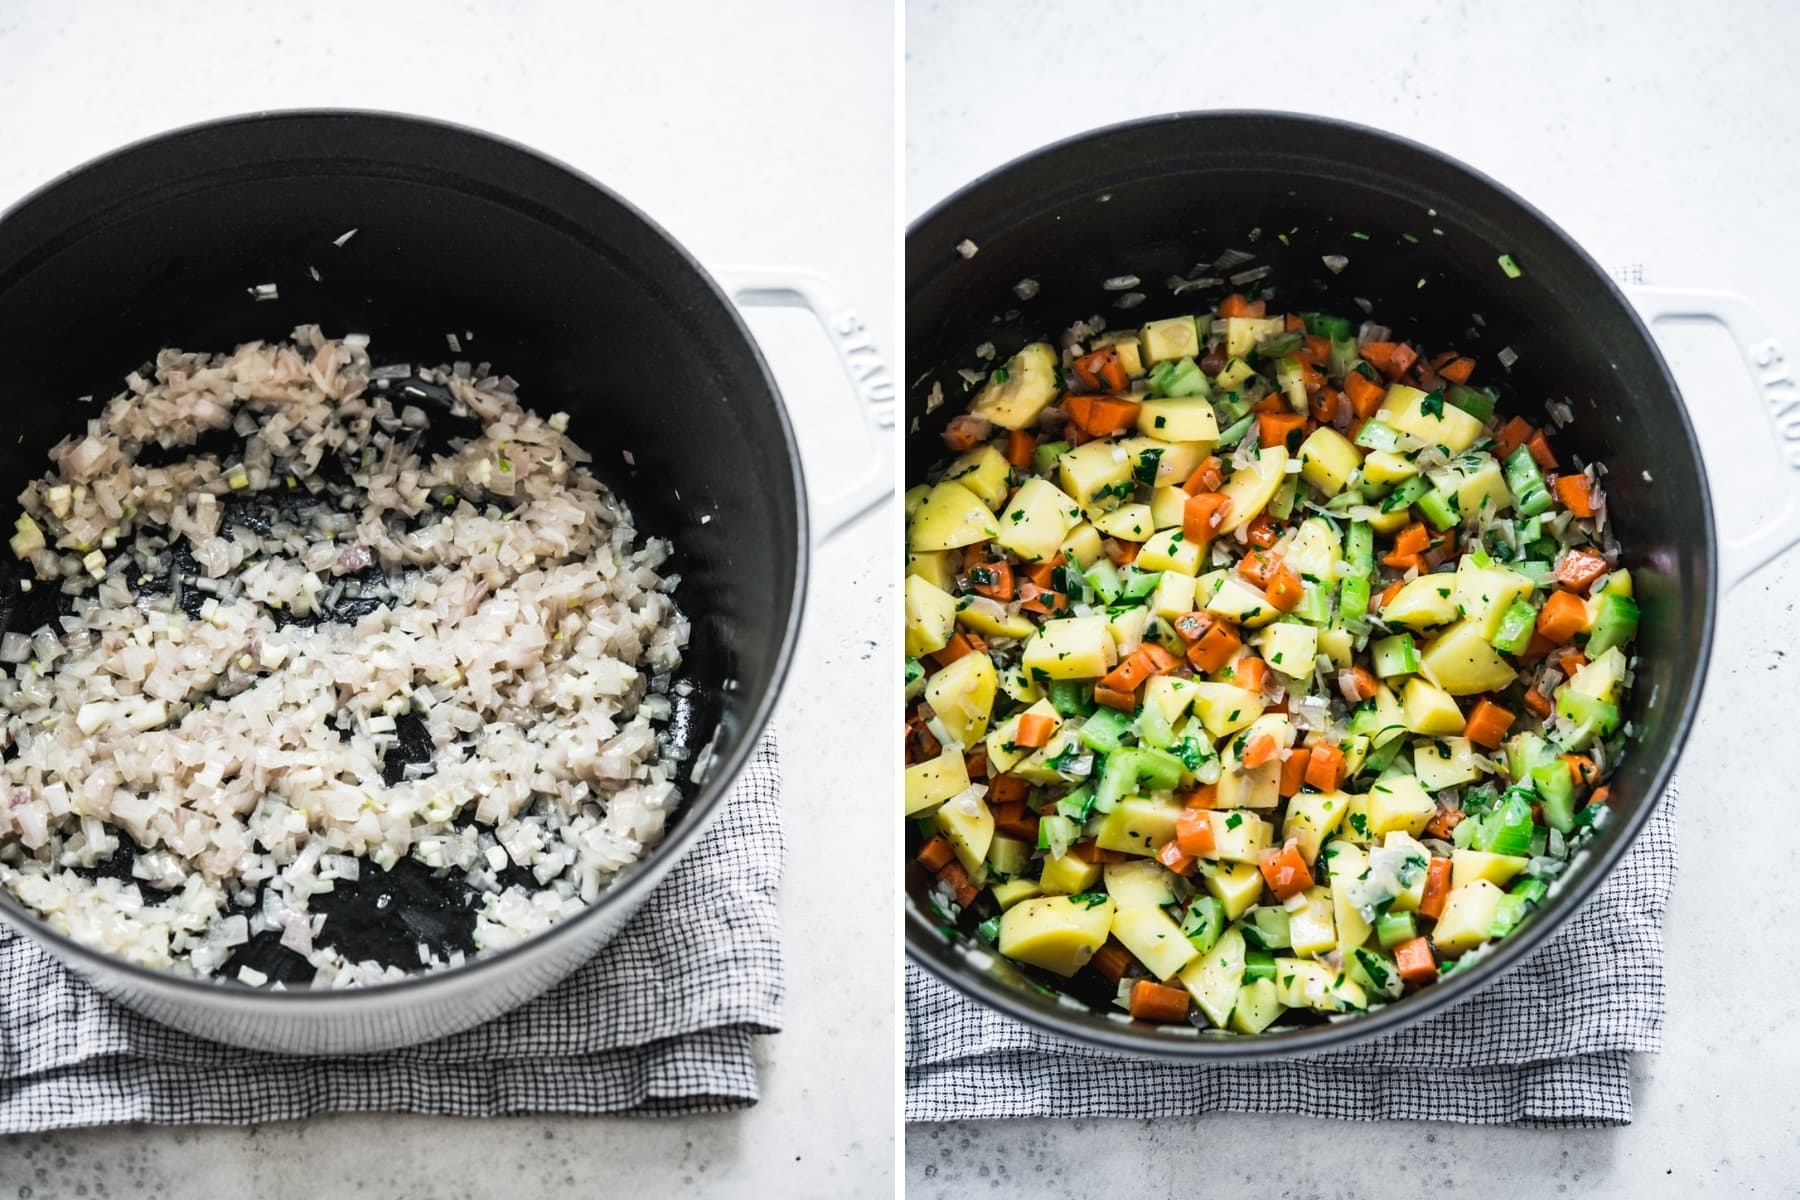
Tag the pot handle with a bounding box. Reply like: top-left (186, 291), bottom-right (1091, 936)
top-left (719, 268), bottom-right (895, 541)
top-left (1627, 285), bottom-right (1800, 589)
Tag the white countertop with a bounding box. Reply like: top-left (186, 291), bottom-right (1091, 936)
top-left (0, 1), bottom-right (895, 1196)
top-left (907, 0), bottom-right (1800, 1194)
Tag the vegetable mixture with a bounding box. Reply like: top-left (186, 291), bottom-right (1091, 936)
top-left (905, 292), bottom-right (1636, 1031)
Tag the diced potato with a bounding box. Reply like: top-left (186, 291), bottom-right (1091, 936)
top-left (1339, 793), bottom-right (1373, 844)
top-left (1367, 504), bottom-right (1412, 535)
top-left (1093, 795), bottom-right (1186, 857)
top-left (1060, 522), bottom-right (1104, 567)
top-left (1138, 397), bottom-right (1220, 444)
top-left (1187, 681), bottom-right (1264, 739)
top-left (1038, 852), bottom-right (1101, 895)
top-left (1382, 573), bottom-right (1460, 631)
top-left (1273, 957), bottom-right (1368, 1013)
top-left (969, 342), bottom-right (1059, 430)
top-left (997, 894), bottom-right (1115, 976)
top-left (905, 550), bottom-right (956, 592)
top-left (1420, 619), bottom-right (1521, 695)
top-left (1112, 905), bottom-right (1200, 981)
top-left (1324, 840), bottom-right (1373, 950)
top-left (1010, 727), bottom-right (1085, 785)
top-left (1377, 383), bottom-right (1484, 454)
top-left (1452, 849), bottom-right (1531, 889)
top-left (1255, 621), bottom-right (1318, 678)
top-left (904, 484), bottom-right (929, 522)
top-left (1200, 861), bottom-right (1264, 919)
top-left (1141, 316), bottom-right (1202, 365)
top-left (1297, 427), bottom-right (1362, 497)
top-left (1431, 880), bottom-right (1503, 956)
top-left (1340, 733), bottom-right (1371, 777)
top-left (905, 747), bottom-right (970, 816)
top-left (1441, 452), bottom-right (1512, 522)
top-left (923, 651), bottom-right (998, 747)
top-left (1222, 316), bottom-right (1285, 359)
top-left (956, 599), bottom-right (1036, 641)
top-left (942, 445), bottom-right (1013, 510)
top-left (1216, 446), bottom-right (1289, 534)
top-left (1142, 675), bottom-right (1198, 725)
top-left (1414, 736), bottom-right (1481, 790)
top-left (1021, 616), bottom-right (1116, 681)
top-left (985, 699), bottom-right (1060, 774)
top-left (1455, 558), bottom-right (1534, 640)
top-left (1059, 440), bottom-right (1135, 518)
top-left (1368, 684), bottom-right (1408, 747)
top-left (908, 480), bottom-right (998, 551)
top-left (1150, 571), bottom-right (1198, 622)
top-left (989, 877), bottom-right (1042, 910)
top-left (1150, 485), bottom-right (1190, 530)
top-left (1105, 606), bottom-right (1148, 657)
top-left (1096, 331), bottom-right (1146, 377)
top-left (1317, 626), bottom-right (1354, 669)
top-left (1137, 528), bottom-right (1202, 576)
top-left (1568, 645), bottom-right (1627, 703)
top-left (934, 790), bottom-right (995, 875)
top-left (904, 574), bottom-right (957, 658)
top-left (998, 662), bottom-right (1042, 705)
top-left (1202, 809), bottom-right (1274, 865)
top-left (1203, 574), bottom-right (1280, 628)
top-left (1286, 887), bottom-right (1338, 957)
top-left (1282, 790), bottom-right (1350, 864)
top-left (1218, 715), bottom-right (1290, 810)
top-left (1104, 859), bottom-right (1179, 909)
top-left (1362, 449), bottom-right (1418, 486)
top-left (1177, 925), bottom-right (1245, 1028)
top-left (1229, 976), bottom-right (1287, 1033)
top-left (1282, 517), bottom-right (1342, 582)
top-left (1092, 503), bottom-right (1155, 541)
top-left (987, 835), bottom-right (1032, 877)
top-left (993, 477), bottom-right (1082, 562)
top-left (1384, 831), bottom-right (1431, 911)
top-left (1401, 678), bottom-right (1466, 736)
top-left (1118, 437), bottom-right (1211, 487)
top-left (1364, 773), bottom-right (1437, 837)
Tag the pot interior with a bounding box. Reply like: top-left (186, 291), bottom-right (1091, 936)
top-left (905, 112), bottom-right (1710, 1052)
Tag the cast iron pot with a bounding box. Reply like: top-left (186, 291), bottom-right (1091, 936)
top-left (0, 110), bottom-right (889, 1053)
top-left (906, 111), bottom-right (1800, 1059)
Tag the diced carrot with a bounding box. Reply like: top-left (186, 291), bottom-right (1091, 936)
top-left (1297, 359), bottom-right (1325, 396)
top-left (1526, 429), bottom-right (1558, 471)
top-left (1182, 456), bottom-right (1224, 495)
top-left (937, 861), bottom-right (979, 907)
top-left (1025, 554), bottom-right (1064, 590)
top-left (1283, 313), bottom-right (1305, 333)
top-left (1265, 565), bottom-right (1305, 612)
top-left (1388, 342), bottom-right (1420, 378)
top-left (1186, 619), bottom-right (1242, 673)
top-left (1463, 699), bottom-right (1517, 750)
top-left (1239, 548), bottom-right (1281, 588)
top-left (1090, 941), bottom-right (1135, 983)
top-left (1521, 631), bottom-right (1557, 660)
top-left (1375, 579), bottom-right (1407, 611)
top-left (1439, 356), bottom-right (1475, 384)
top-left (1183, 491), bottom-right (1232, 541)
top-left (1217, 292), bottom-right (1263, 319)
top-left (1418, 857), bottom-right (1452, 920)
top-left (1258, 410), bottom-right (1307, 450)
top-left (1245, 513), bottom-right (1282, 549)
top-left (1522, 685), bottom-right (1553, 718)
top-left (1093, 684), bottom-right (1136, 712)
top-left (1006, 428), bottom-right (1037, 470)
top-left (1310, 386), bottom-right (1341, 425)
top-left (992, 799), bottom-right (1040, 841)
top-left (1536, 590), bottom-right (1589, 643)
top-left (1258, 840), bottom-right (1313, 902)
top-left (1065, 394), bottom-right (1142, 438)
top-left (967, 557), bottom-right (1014, 601)
top-left (1393, 936), bottom-right (1438, 986)
top-left (1384, 522), bottom-right (1431, 567)
top-left (1299, 334), bottom-right (1331, 365)
top-left (1587, 785), bottom-right (1612, 808)
top-left (1556, 549), bottom-right (1609, 592)
top-left (1344, 371), bottom-right (1386, 420)
top-left (1099, 651), bottom-right (1156, 695)
top-left (1338, 665), bottom-right (1379, 703)
top-left (1175, 807), bottom-right (1217, 856)
top-left (916, 836), bottom-right (955, 873)
top-left (1553, 474), bottom-right (1596, 518)
top-left (1070, 345), bottom-right (1118, 392)
top-left (1234, 657), bottom-right (1269, 695)
top-left (1172, 611), bottom-right (1210, 644)
top-left (1105, 538), bottom-right (1141, 566)
top-left (1156, 839), bottom-right (1196, 875)
top-left (1549, 645), bottom-right (1587, 676)
top-left (1278, 748), bottom-right (1309, 797)
top-left (942, 416), bottom-right (986, 452)
top-left (1129, 979), bottom-right (1193, 1023)
top-left (1138, 643), bottom-right (1182, 675)
top-left (932, 631), bottom-right (975, 667)
top-left (987, 773), bottom-right (1028, 804)
top-left (1020, 587), bottom-right (1068, 616)
top-left (1563, 754), bottom-right (1598, 791)
top-left (1241, 732), bottom-right (1278, 769)
top-left (1305, 743), bottom-right (1347, 792)
top-left (1014, 713), bottom-right (1056, 750)
top-left (1070, 841), bottom-right (1125, 864)
top-left (965, 744), bottom-right (989, 779)
top-left (1181, 784), bottom-right (1219, 810)
top-left (1249, 392), bottom-right (1288, 415)
top-left (1360, 341), bottom-right (1420, 380)
top-left (1494, 415), bottom-right (1535, 458)
top-left (1423, 806), bottom-right (1466, 840)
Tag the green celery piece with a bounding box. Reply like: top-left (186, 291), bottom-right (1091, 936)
top-left (1553, 690), bottom-right (1620, 752)
top-left (1037, 813), bottom-right (1079, 854)
top-left (1303, 312), bottom-right (1355, 340)
top-left (1505, 730), bottom-right (1553, 782)
top-left (904, 658), bottom-right (926, 699)
top-left (1345, 521), bottom-right (1376, 575)
top-left (1370, 633), bottom-right (1421, 679)
top-left (1382, 475), bottom-right (1431, 514)
top-left (1054, 786), bottom-right (1095, 822)
top-left (1214, 412), bottom-right (1257, 449)
top-left (1161, 358), bottom-right (1209, 398)
top-left (1292, 582), bottom-right (1332, 625)
top-left (1532, 760), bottom-right (1577, 833)
top-left (1375, 910), bottom-right (1418, 949)
top-left (1586, 592), bottom-right (1639, 657)
top-left (1339, 573), bottom-right (1372, 625)
top-left (1257, 332), bottom-right (1305, 359)
top-left (1359, 737), bottom-right (1406, 779)
top-left (1119, 568), bottom-right (1161, 603)
top-left (1511, 876), bottom-right (1551, 904)
top-left (1049, 678), bottom-right (1093, 717)
top-left (1490, 597), bottom-right (1538, 656)
top-left (1348, 946), bottom-right (1402, 998)
top-left (1085, 558), bottom-right (1124, 604)
top-left (1504, 446), bottom-right (1553, 517)
top-left (1243, 947), bottom-right (1277, 983)
top-left (1033, 440), bottom-right (1070, 476)
top-left (1250, 905), bottom-right (1292, 949)
top-left (1181, 896), bottom-right (1224, 953)
top-left (1354, 420), bottom-right (1405, 454)
top-left (1445, 384), bottom-right (1496, 423)
top-left (1417, 487), bottom-right (1459, 532)
top-left (1079, 708), bottom-right (1133, 755)
top-left (1474, 789), bottom-right (1536, 856)
top-left (1133, 746), bottom-right (1187, 791)
top-left (1094, 751), bottom-right (1139, 811)
top-left (1489, 893), bottom-right (1531, 938)
top-left (1137, 702), bottom-right (1177, 750)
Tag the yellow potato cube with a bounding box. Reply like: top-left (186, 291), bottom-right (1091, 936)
top-left (934, 790), bottom-right (995, 875)
top-left (1202, 809), bottom-right (1274, 864)
top-left (1317, 626), bottom-right (1354, 669)
top-left (1454, 558), bottom-right (1534, 640)
top-left (1286, 887), bottom-right (1338, 957)
top-left (955, 599), bottom-right (1036, 641)
top-left (1282, 517), bottom-right (1342, 581)
top-left (1137, 527), bottom-right (1203, 576)
top-left (1431, 880), bottom-right (1503, 956)
top-left (1021, 616), bottom-right (1116, 681)
top-left (942, 445), bottom-right (1013, 510)
top-left (1282, 790), bottom-right (1350, 864)
top-left (1093, 795), bottom-right (1186, 857)
top-left (1414, 736), bottom-right (1481, 790)
top-left (1203, 574), bottom-right (1280, 628)
top-left (1118, 437), bottom-right (1210, 487)
top-left (1200, 861), bottom-right (1264, 919)
top-left (1381, 573), bottom-right (1460, 631)
top-left (1378, 384), bottom-right (1484, 454)
top-left (994, 476), bottom-right (1082, 563)
top-left (1222, 315), bottom-right (1285, 358)
top-left (989, 877), bottom-right (1042, 911)
top-left (1011, 727), bottom-right (1085, 785)
top-left (969, 342), bottom-right (1060, 430)
top-left (905, 747), bottom-right (970, 816)
top-left (998, 894), bottom-right (1115, 976)
top-left (984, 699), bottom-right (1060, 775)
top-left (904, 574), bottom-right (957, 658)
top-left (1364, 773), bottom-right (1438, 837)
top-left (1092, 502), bottom-right (1155, 542)
top-left (1111, 905), bottom-right (1200, 981)
top-left (1187, 681), bottom-right (1264, 739)
top-left (1060, 521), bottom-right (1104, 568)
top-left (1402, 678), bottom-right (1466, 736)
top-left (1105, 606), bottom-right (1148, 657)
top-left (1229, 977), bottom-right (1287, 1033)
top-left (1421, 619), bottom-right (1521, 695)
top-left (923, 651), bottom-right (998, 747)
top-left (1058, 440), bottom-right (1136, 518)
top-left (1037, 852), bottom-right (1101, 895)
top-left (1150, 571), bottom-right (1198, 622)
top-left (1140, 316), bottom-right (1202, 364)
top-left (908, 480), bottom-right (998, 551)
top-left (1138, 398), bottom-right (1220, 444)
top-left (1255, 621), bottom-right (1319, 678)
top-left (1362, 449), bottom-right (1418, 486)
top-left (1324, 840), bottom-right (1372, 950)
top-left (1297, 427), bottom-right (1362, 497)
top-left (1103, 859), bottom-right (1179, 909)
top-left (1451, 849), bottom-right (1531, 890)
top-left (1178, 925), bottom-right (1245, 1028)
top-left (1216, 446), bottom-right (1289, 534)
top-left (905, 549), bottom-right (957, 592)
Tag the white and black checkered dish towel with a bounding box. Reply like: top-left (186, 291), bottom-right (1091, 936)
top-left (908, 785), bottom-right (1675, 1128)
top-left (0, 733), bottom-right (783, 1132)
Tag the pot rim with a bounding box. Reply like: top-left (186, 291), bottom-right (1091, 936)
top-left (0, 107), bottom-right (809, 1008)
top-left (904, 108), bottom-right (1714, 1061)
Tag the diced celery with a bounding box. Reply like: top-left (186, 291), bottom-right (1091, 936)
top-left (1339, 574), bottom-right (1371, 626)
top-left (1303, 312), bottom-right (1355, 340)
top-left (1381, 475), bottom-right (1431, 514)
top-left (1586, 593), bottom-right (1639, 657)
top-left (1531, 760), bottom-right (1577, 834)
top-left (1490, 598), bottom-right (1538, 656)
top-left (1079, 708), bottom-right (1133, 755)
top-left (1445, 384), bottom-right (1496, 423)
top-left (1370, 633), bottom-right (1421, 679)
top-left (1119, 568), bottom-right (1161, 603)
top-left (1215, 412), bottom-right (1257, 449)
top-left (1375, 910), bottom-right (1418, 949)
top-left (1033, 440), bottom-right (1071, 476)
top-left (1138, 702), bottom-right (1177, 750)
top-left (1504, 446), bottom-right (1553, 517)
top-left (1243, 947), bottom-right (1277, 983)
top-left (1354, 420), bottom-right (1405, 454)
top-left (1489, 893), bottom-right (1532, 938)
top-left (1553, 689), bottom-right (1620, 751)
top-left (1417, 488), bottom-right (1458, 532)
top-left (1473, 789), bottom-right (1535, 856)
top-left (1049, 679), bottom-right (1093, 717)
top-left (1085, 558), bottom-right (1124, 604)
top-left (1249, 905), bottom-right (1292, 950)
top-left (1345, 521), bottom-right (1375, 575)
top-left (1181, 895), bottom-right (1224, 953)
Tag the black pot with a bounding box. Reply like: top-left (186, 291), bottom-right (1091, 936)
top-left (0, 110), bottom-right (853, 1053)
top-left (906, 112), bottom-right (1717, 1058)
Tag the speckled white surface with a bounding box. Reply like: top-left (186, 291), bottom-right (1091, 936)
top-left (908, 0), bottom-right (1800, 1194)
top-left (0, 1), bottom-right (894, 1197)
